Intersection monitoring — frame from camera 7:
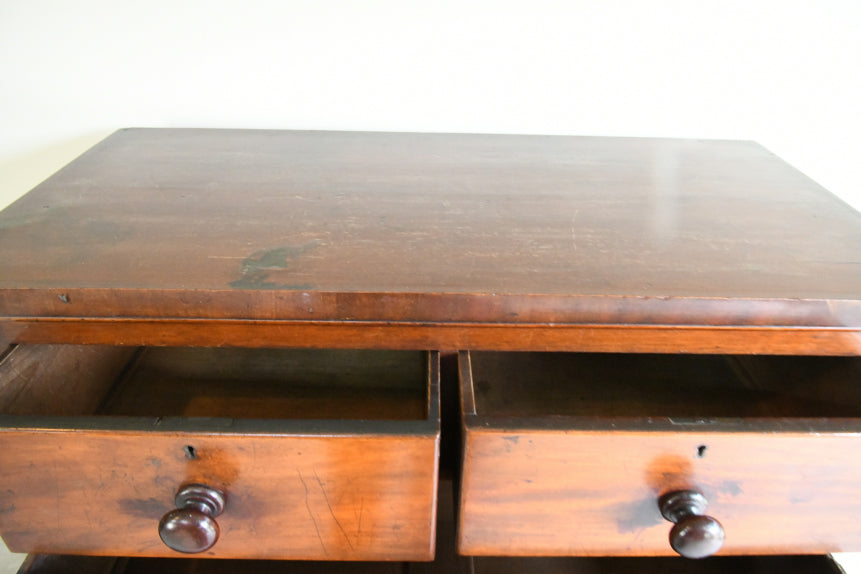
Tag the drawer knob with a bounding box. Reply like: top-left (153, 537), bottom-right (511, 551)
top-left (158, 484), bottom-right (226, 553)
top-left (659, 490), bottom-right (725, 559)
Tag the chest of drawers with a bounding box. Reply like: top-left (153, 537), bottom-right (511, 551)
top-left (0, 129), bottom-right (858, 573)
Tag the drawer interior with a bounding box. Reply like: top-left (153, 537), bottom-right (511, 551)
top-left (0, 345), bottom-right (429, 421)
top-left (466, 352), bottom-right (861, 418)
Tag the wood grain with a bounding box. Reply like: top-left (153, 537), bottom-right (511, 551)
top-left (14, 476), bottom-right (844, 571)
top-left (0, 344), bottom-right (135, 416)
top-left (458, 351), bottom-right (861, 556)
top-left (0, 431), bottom-right (438, 560)
top-left (101, 347), bottom-right (427, 421)
top-left (0, 349), bottom-right (441, 560)
top-left (3, 320), bottom-right (860, 356)
top-left (460, 428), bottom-right (861, 557)
top-left (0, 129), bottom-right (858, 351)
top-left (468, 352), bottom-right (861, 418)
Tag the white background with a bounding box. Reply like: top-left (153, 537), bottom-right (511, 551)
top-left (1, 1), bottom-right (859, 571)
top-left (2, 1), bottom-right (860, 213)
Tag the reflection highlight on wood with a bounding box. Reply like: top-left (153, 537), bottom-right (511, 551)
top-left (1, 129), bottom-right (859, 352)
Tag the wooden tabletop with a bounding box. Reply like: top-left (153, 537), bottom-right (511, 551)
top-left (0, 129), bottom-right (858, 351)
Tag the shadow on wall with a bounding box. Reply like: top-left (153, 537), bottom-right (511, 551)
top-left (0, 131), bottom-right (114, 210)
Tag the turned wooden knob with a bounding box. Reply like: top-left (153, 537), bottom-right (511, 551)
top-left (158, 484), bottom-right (226, 553)
top-left (659, 490), bottom-right (725, 559)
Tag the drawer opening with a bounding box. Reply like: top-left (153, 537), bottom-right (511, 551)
top-left (0, 345), bottom-right (430, 421)
top-left (464, 351), bottom-right (861, 419)
top-left (0, 345), bottom-right (440, 560)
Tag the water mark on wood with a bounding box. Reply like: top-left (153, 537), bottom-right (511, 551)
top-left (229, 242), bottom-right (319, 290)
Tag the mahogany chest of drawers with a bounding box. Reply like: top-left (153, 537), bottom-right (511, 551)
top-left (0, 129), bottom-right (858, 573)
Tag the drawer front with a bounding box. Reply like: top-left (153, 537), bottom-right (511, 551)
top-left (458, 351), bottom-right (861, 557)
top-left (0, 346), bottom-right (440, 560)
top-left (460, 428), bottom-right (861, 556)
top-left (0, 429), bottom-right (438, 560)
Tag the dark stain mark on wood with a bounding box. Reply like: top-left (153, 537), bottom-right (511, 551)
top-left (229, 243), bottom-right (318, 290)
top-left (719, 480), bottom-right (742, 496)
top-left (118, 497), bottom-right (167, 519)
top-left (215, 489), bottom-right (268, 521)
top-left (614, 496), bottom-right (664, 534)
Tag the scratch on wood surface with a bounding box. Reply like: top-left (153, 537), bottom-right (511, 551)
top-left (358, 497), bottom-right (364, 540)
top-left (51, 462), bottom-right (70, 546)
top-left (314, 467), bottom-right (354, 550)
top-left (571, 209), bottom-right (579, 250)
top-left (297, 469), bottom-right (328, 555)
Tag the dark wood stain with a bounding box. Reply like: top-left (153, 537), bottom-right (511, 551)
top-left (229, 243), bottom-right (318, 290)
top-left (0, 129), bottom-right (857, 351)
top-left (0, 346), bottom-right (440, 559)
top-left (117, 497), bottom-right (167, 519)
top-left (612, 496), bottom-right (664, 534)
top-left (1, 130), bottom-right (860, 566)
top-left (458, 351), bottom-right (861, 556)
top-left (718, 480), bottom-right (743, 497)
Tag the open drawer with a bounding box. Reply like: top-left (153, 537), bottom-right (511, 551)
top-left (458, 351), bottom-right (861, 558)
top-left (0, 345), bottom-right (440, 560)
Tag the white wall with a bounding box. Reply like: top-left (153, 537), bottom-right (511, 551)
top-left (1, 0), bottom-right (860, 212)
top-left (0, 0), bottom-right (860, 572)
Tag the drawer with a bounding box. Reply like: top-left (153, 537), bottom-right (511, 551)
top-left (468, 556), bottom-right (844, 574)
top-left (0, 345), bottom-right (440, 560)
top-left (14, 553), bottom-right (845, 574)
top-left (458, 351), bottom-right (861, 558)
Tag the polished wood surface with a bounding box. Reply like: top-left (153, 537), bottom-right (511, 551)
top-left (4, 320), bottom-right (861, 356)
top-left (0, 129), bottom-right (858, 352)
top-left (2, 130), bottom-right (860, 566)
top-left (16, 480), bottom-right (843, 573)
top-left (0, 430), bottom-right (438, 559)
top-left (0, 347), bottom-right (440, 560)
top-left (458, 351), bottom-right (861, 556)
